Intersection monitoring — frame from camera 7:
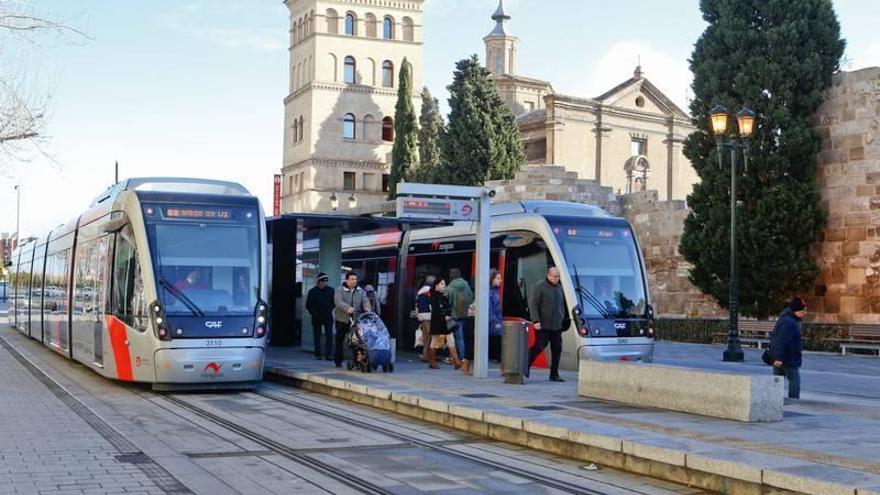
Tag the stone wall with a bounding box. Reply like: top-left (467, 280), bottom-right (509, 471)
top-left (809, 67), bottom-right (880, 324)
top-left (619, 191), bottom-right (725, 318)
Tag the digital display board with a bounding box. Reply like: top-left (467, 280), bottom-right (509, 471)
top-left (396, 197), bottom-right (477, 221)
top-left (163, 207), bottom-right (233, 220)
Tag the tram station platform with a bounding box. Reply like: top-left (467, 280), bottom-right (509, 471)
top-left (265, 342), bottom-right (880, 495)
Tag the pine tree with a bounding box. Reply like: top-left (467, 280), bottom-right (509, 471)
top-left (388, 58), bottom-right (419, 199)
top-left (413, 87), bottom-right (444, 183)
top-left (680, 0), bottom-right (844, 319)
top-left (437, 55), bottom-right (524, 185)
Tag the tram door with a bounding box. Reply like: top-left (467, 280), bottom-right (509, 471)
top-left (502, 235), bottom-right (553, 368)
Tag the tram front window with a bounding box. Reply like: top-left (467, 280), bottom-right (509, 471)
top-left (550, 220), bottom-right (647, 319)
top-left (149, 221), bottom-right (259, 316)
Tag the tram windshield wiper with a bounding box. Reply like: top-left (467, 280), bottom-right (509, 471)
top-left (158, 276), bottom-right (205, 317)
top-left (570, 264), bottom-right (612, 319)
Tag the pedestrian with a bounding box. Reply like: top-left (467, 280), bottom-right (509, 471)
top-left (365, 284), bottom-right (381, 316)
top-left (334, 271), bottom-right (372, 368)
top-left (428, 277), bottom-right (469, 373)
top-left (305, 273), bottom-right (335, 361)
top-left (415, 275), bottom-right (434, 361)
top-left (447, 268), bottom-right (475, 360)
top-left (527, 267), bottom-right (568, 382)
top-left (488, 269), bottom-right (504, 361)
top-left (769, 296), bottom-right (807, 400)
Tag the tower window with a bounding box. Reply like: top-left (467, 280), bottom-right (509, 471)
top-left (344, 56), bottom-right (356, 84)
top-left (382, 117), bottom-right (394, 142)
top-left (325, 9), bottom-right (338, 34)
top-left (343, 172), bottom-right (356, 191)
top-left (344, 13), bottom-right (356, 36)
top-left (382, 174), bottom-right (390, 192)
top-left (631, 137), bottom-right (647, 156)
top-left (343, 114), bottom-right (356, 140)
top-left (383, 17), bottom-right (394, 39)
top-left (402, 17), bottom-right (414, 41)
top-left (382, 60), bottom-right (394, 88)
top-left (365, 13), bottom-right (377, 38)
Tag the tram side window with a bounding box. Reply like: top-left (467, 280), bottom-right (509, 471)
top-left (502, 237), bottom-right (552, 321)
top-left (112, 229), bottom-right (147, 331)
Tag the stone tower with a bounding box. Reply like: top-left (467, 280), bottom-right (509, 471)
top-left (281, 0), bottom-right (424, 213)
top-left (484, 0), bottom-right (517, 76)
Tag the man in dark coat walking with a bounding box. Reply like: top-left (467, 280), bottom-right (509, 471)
top-left (527, 267), bottom-right (568, 382)
top-left (306, 273), bottom-right (335, 360)
top-left (770, 297), bottom-right (807, 399)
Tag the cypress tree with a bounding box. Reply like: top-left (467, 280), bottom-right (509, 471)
top-left (437, 55), bottom-right (524, 185)
top-left (388, 58), bottom-right (419, 199)
top-left (413, 87), bottom-right (444, 183)
top-left (680, 0), bottom-right (844, 319)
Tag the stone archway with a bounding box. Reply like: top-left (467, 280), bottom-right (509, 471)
top-left (624, 155), bottom-right (650, 193)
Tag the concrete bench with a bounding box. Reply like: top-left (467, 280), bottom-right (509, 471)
top-left (578, 360), bottom-right (784, 423)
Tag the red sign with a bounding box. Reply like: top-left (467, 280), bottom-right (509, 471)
top-left (273, 174), bottom-right (282, 216)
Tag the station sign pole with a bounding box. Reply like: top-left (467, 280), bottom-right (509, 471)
top-left (396, 183), bottom-right (493, 379)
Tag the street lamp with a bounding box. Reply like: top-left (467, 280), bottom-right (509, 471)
top-left (348, 193), bottom-right (358, 209)
top-left (329, 192), bottom-right (339, 211)
top-left (14, 185), bottom-right (20, 250)
top-left (710, 104), bottom-right (755, 363)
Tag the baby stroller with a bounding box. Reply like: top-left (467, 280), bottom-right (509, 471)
top-left (357, 312), bottom-right (394, 373)
top-left (344, 315), bottom-right (371, 373)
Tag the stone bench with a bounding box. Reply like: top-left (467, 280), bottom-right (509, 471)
top-left (578, 360), bottom-right (784, 422)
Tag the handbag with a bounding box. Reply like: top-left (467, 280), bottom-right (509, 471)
top-left (761, 349), bottom-right (774, 366)
top-left (414, 327), bottom-right (424, 349)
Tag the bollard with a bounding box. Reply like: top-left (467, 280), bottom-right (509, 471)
top-left (501, 320), bottom-right (530, 384)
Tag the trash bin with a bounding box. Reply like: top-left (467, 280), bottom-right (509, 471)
top-left (501, 320), bottom-right (530, 384)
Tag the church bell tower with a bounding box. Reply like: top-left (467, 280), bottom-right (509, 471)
top-left (484, 0), bottom-right (517, 76)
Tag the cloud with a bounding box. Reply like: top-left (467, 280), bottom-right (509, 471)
top-left (161, 1), bottom-right (286, 52)
top-left (558, 40), bottom-right (693, 112)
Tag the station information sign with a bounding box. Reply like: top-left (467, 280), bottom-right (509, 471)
top-left (396, 197), bottom-right (478, 221)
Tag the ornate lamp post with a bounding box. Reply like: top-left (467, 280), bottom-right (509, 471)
top-left (710, 105), bottom-right (755, 362)
top-left (348, 193), bottom-right (358, 209)
top-left (329, 192), bottom-right (339, 211)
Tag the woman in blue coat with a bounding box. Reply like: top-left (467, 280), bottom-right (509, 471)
top-left (488, 269), bottom-right (504, 361)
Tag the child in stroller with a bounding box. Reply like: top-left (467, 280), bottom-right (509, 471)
top-left (345, 312), bottom-right (394, 373)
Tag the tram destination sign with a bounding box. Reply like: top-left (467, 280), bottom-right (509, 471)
top-left (396, 197), bottom-right (478, 221)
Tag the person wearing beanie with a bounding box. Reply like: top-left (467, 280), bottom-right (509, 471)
top-left (769, 296), bottom-right (807, 400)
top-left (306, 273), bottom-right (335, 360)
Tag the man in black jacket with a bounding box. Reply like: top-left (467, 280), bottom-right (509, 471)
top-left (306, 273), bottom-right (335, 360)
top-left (770, 297), bottom-right (807, 399)
top-left (527, 267), bottom-right (568, 382)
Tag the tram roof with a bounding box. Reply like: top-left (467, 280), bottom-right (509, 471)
top-left (267, 213), bottom-right (449, 240)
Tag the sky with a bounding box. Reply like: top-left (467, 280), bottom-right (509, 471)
top-left (1, 0), bottom-right (878, 238)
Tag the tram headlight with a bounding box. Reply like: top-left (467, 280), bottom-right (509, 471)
top-left (257, 315), bottom-right (266, 324)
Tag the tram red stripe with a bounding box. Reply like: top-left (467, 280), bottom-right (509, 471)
top-left (105, 316), bottom-right (134, 381)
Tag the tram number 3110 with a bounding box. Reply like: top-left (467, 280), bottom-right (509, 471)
top-left (206, 339), bottom-right (223, 348)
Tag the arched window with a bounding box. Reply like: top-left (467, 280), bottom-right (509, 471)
top-left (297, 19), bottom-right (304, 43)
top-left (299, 116), bottom-right (305, 142)
top-left (363, 114), bottom-right (375, 140)
top-left (365, 13), bottom-right (377, 38)
top-left (325, 9), bottom-right (338, 34)
top-left (382, 116), bottom-right (394, 142)
top-left (343, 114), bottom-right (356, 140)
top-left (383, 16), bottom-right (394, 39)
top-left (344, 13), bottom-right (356, 36)
top-left (367, 58), bottom-right (377, 85)
top-left (344, 56), bottom-right (356, 84)
top-left (402, 17), bottom-right (414, 41)
top-left (382, 60), bottom-right (394, 88)
top-left (292, 121), bottom-right (298, 144)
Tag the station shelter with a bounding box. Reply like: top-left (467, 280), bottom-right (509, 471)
top-left (265, 213), bottom-right (447, 352)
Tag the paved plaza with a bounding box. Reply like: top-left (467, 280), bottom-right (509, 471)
top-left (266, 341), bottom-right (880, 495)
top-left (0, 325), bottom-right (703, 495)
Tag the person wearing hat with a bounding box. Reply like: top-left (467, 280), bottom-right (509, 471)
top-left (769, 296), bottom-right (807, 400)
top-left (306, 273), bottom-right (335, 360)
top-left (364, 284), bottom-right (381, 317)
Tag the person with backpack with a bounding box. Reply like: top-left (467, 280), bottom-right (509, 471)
top-left (769, 297), bottom-right (807, 400)
top-left (447, 268), bottom-right (475, 360)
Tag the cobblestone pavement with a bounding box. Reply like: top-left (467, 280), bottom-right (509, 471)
top-left (0, 326), bottom-right (704, 495)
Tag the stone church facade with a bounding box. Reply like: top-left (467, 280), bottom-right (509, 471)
top-left (484, 1), bottom-right (699, 202)
top-left (281, 0), bottom-right (424, 213)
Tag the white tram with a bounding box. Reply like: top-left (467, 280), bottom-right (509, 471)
top-left (303, 201), bottom-right (654, 371)
top-left (8, 178), bottom-right (268, 390)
